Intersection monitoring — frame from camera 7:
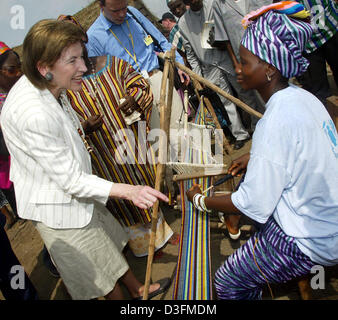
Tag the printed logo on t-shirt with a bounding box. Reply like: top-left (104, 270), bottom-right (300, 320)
top-left (323, 120), bottom-right (338, 158)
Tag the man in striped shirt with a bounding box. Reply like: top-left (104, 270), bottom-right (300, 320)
top-left (296, 0), bottom-right (338, 104)
top-left (166, 0), bottom-right (188, 54)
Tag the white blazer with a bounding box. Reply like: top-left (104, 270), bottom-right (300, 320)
top-left (1, 75), bottom-right (113, 229)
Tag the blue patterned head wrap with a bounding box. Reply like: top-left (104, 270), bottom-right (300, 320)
top-left (241, 2), bottom-right (313, 78)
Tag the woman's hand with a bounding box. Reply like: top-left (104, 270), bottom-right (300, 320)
top-left (130, 185), bottom-right (169, 210)
top-left (228, 153), bottom-right (250, 176)
top-left (82, 114), bottom-right (103, 134)
top-left (109, 184), bottom-right (169, 210)
top-left (118, 96), bottom-right (140, 116)
top-left (186, 184), bottom-right (202, 202)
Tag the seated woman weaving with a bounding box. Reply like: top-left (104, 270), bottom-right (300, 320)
top-left (186, 1), bottom-right (338, 300)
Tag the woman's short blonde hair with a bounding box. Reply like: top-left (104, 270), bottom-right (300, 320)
top-left (22, 19), bottom-right (86, 89)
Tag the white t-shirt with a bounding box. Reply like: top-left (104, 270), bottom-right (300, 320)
top-left (232, 85), bottom-right (338, 266)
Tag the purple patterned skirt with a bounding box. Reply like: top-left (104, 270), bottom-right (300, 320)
top-left (214, 216), bottom-right (315, 300)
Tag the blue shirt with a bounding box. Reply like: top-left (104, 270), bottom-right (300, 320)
top-left (86, 7), bottom-right (184, 73)
top-left (232, 85), bottom-right (338, 266)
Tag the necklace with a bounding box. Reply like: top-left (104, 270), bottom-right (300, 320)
top-left (59, 94), bottom-right (93, 154)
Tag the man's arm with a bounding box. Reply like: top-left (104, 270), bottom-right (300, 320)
top-left (212, 0), bottom-right (240, 69)
top-left (121, 58), bottom-right (154, 123)
top-left (181, 36), bottom-right (202, 76)
top-left (225, 41), bottom-right (240, 71)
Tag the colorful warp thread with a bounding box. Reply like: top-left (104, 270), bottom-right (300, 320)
top-left (173, 100), bottom-right (213, 300)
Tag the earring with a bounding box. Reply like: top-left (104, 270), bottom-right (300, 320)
top-left (266, 74), bottom-right (271, 82)
top-left (45, 72), bottom-right (53, 81)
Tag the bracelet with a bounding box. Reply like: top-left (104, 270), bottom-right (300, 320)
top-left (193, 193), bottom-right (203, 211)
top-left (192, 193), bottom-right (211, 212)
top-left (200, 195), bottom-right (212, 213)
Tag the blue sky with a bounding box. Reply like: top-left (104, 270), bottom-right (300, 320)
top-left (144, 0), bottom-right (169, 20)
top-left (1, 0), bottom-right (169, 48)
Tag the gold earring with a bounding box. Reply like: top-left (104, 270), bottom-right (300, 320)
top-left (266, 74), bottom-right (271, 82)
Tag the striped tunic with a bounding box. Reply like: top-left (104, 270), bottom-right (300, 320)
top-left (68, 55), bottom-right (156, 227)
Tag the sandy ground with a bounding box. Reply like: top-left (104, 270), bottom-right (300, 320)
top-left (1, 140), bottom-right (337, 301)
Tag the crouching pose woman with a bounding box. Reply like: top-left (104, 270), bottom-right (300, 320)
top-left (1, 20), bottom-right (170, 300)
top-left (186, 1), bottom-right (338, 300)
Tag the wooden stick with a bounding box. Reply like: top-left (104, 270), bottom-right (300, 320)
top-left (143, 50), bottom-right (174, 300)
top-left (158, 52), bottom-right (263, 119)
top-left (202, 185), bottom-right (215, 194)
top-left (173, 168), bottom-right (229, 181)
top-left (183, 89), bottom-right (189, 135)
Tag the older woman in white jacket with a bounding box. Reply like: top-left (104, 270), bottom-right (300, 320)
top-left (1, 19), bottom-right (170, 300)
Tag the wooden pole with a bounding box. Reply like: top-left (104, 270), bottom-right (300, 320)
top-left (158, 52), bottom-right (263, 119)
top-left (143, 49), bottom-right (175, 300)
top-left (173, 168), bottom-right (229, 181)
top-left (183, 89), bottom-right (189, 135)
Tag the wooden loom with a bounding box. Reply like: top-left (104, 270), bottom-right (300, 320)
top-left (142, 50), bottom-right (263, 300)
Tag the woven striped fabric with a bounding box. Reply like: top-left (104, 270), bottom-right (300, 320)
top-left (172, 100), bottom-right (216, 300)
top-left (173, 178), bottom-right (213, 300)
top-left (68, 55), bottom-right (156, 227)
